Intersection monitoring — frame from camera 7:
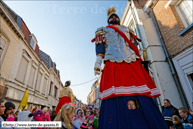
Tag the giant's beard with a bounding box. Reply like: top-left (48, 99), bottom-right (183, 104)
top-left (109, 19), bottom-right (120, 25)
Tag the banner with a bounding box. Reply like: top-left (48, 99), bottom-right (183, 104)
top-left (18, 88), bottom-right (28, 111)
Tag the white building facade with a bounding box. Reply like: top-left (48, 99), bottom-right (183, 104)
top-left (0, 1), bottom-right (63, 110)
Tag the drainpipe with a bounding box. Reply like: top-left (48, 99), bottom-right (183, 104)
top-left (149, 8), bottom-right (188, 109)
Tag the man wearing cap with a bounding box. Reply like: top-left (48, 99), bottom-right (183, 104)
top-left (92, 7), bottom-right (167, 129)
top-left (55, 80), bottom-right (74, 114)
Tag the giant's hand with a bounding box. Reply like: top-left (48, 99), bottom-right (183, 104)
top-left (94, 56), bottom-right (103, 76)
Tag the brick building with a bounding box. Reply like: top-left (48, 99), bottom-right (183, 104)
top-left (149, 0), bottom-right (193, 109)
top-left (121, 0), bottom-right (192, 109)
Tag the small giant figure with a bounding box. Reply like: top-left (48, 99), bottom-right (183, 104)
top-left (56, 80), bottom-right (74, 114)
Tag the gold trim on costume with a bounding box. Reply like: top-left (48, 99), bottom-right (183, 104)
top-left (94, 67), bottom-right (100, 71)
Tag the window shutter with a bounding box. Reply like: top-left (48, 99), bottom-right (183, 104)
top-left (42, 78), bottom-right (47, 94)
top-left (49, 82), bottom-right (52, 95)
top-left (36, 72), bottom-right (42, 91)
top-left (54, 86), bottom-right (58, 98)
top-left (16, 57), bottom-right (28, 83)
top-left (0, 37), bottom-right (6, 56)
top-left (27, 66), bottom-right (36, 88)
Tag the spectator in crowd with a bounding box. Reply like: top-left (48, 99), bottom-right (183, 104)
top-left (87, 115), bottom-right (94, 129)
top-left (31, 107), bottom-right (37, 113)
top-left (1, 101), bottom-right (16, 121)
top-left (93, 109), bottom-right (98, 129)
top-left (85, 109), bottom-right (98, 129)
top-left (170, 115), bottom-right (184, 129)
top-left (50, 110), bottom-right (57, 121)
top-left (54, 103), bottom-right (75, 129)
top-left (73, 108), bottom-right (85, 129)
top-left (31, 110), bottom-right (44, 129)
top-left (127, 100), bottom-right (137, 110)
top-left (42, 107), bottom-right (51, 121)
top-left (83, 109), bottom-right (87, 116)
top-left (48, 109), bottom-right (52, 115)
top-left (0, 99), bottom-right (6, 128)
top-left (162, 99), bottom-right (180, 128)
top-left (86, 110), bottom-right (93, 120)
top-left (32, 110), bottom-right (43, 121)
top-left (179, 107), bottom-right (193, 129)
top-left (80, 119), bottom-right (88, 129)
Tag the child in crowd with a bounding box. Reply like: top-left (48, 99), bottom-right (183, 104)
top-left (170, 115), bottom-right (184, 129)
top-left (73, 108), bottom-right (85, 129)
top-left (179, 107), bottom-right (193, 129)
top-left (54, 103), bottom-right (75, 129)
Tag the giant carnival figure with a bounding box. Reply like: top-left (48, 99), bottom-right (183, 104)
top-left (92, 7), bottom-right (168, 129)
top-left (56, 80), bottom-right (74, 114)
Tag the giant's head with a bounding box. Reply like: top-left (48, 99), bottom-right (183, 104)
top-left (65, 80), bottom-right (71, 87)
top-left (107, 7), bottom-right (120, 25)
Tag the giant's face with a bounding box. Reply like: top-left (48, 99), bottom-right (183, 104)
top-left (108, 14), bottom-right (120, 25)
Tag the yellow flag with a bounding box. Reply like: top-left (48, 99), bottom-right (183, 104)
top-left (18, 88), bottom-right (28, 111)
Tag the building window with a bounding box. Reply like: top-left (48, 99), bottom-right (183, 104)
top-left (30, 38), bottom-right (35, 49)
top-left (54, 86), bottom-right (58, 98)
top-left (29, 34), bottom-right (37, 50)
top-left (187, 73), bottom-right (193, 90)
top-left (49, 81), bottom-right (53, 95)
top-left (0, 37), bottom-right (6, 58)
top-left (36, 72), bottom-right (43, 91)
top-left (42, 77), bottom-right (48, 95)
top-left (27, 66), bottom-right (36, 88)
top-left (16, 57), bottom-right (29, 83)
top-left (176, 0), bottom-right (193, 28)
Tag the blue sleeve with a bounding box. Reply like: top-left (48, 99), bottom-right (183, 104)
top-left (95, 41), bottom-right (105, 56)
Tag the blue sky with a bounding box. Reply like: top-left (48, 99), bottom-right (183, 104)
top-left (4, 1), bottom-right (127, 104)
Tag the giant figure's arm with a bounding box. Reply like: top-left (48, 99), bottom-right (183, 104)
top-left (94, 27), bottom-right (106, 75)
